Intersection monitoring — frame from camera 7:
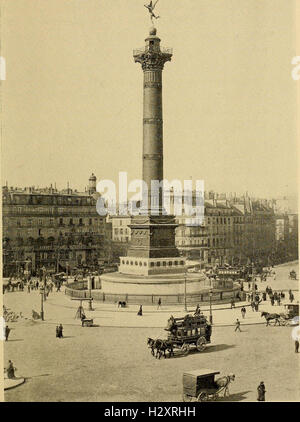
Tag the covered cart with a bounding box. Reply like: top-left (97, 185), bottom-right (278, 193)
top-left (183, 369), bottom-right (233, 402)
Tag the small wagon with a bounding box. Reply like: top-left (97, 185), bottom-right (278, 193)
top-left (81, 318), bottom-right (94, 327)
top-left (182, 369), bottom-right (222, 402)
top-left (279, 303), bottom-right (299, 326)
top-left (289, 271), bottom-right (297, 280)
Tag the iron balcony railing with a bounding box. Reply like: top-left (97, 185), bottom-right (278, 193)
top-left (133, 46), bottom-right (173, 56)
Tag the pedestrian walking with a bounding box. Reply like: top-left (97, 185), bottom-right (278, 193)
top-left (157, 298), bottom-right (162, 310)
top-left (27, 283), bottom-right (31, 293)
top-left (241, 307), bottom-right (246, 319)
top-left (276, 297), bottom-right (281, 306)
top-left (271, 296), bottom-right (275, 306)
top-left (58, 324), bottom-right (63, 338)
top-left (5, 325), bottom-right (11, 341)
top-left (290, 293), bottom-right (294, 303)
top-left (137, 305), bottom-right (143, 316)
top-left (257, 381), bottom-right (266, 401)
top-left (5, 360), bottom-right (16, 379)
top-left (235, 319), bottom-right (241, 332)
top-left (230, 298), bottom-right (235, 309)
top-left (251, 301), bottom-right (255, 312)
top-left (262, 292), bottom-right (266, 301)
top-left (295, 340), bottom-right (299, 353)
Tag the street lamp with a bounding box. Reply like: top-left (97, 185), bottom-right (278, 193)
top-left (209, 288), bottom-right (213, 324)
top-left (184, 270), bottom-right (187, 312)
top-left (40, 287), bottom-right (44, 321)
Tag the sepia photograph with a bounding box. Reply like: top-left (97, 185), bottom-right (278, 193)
top-left (0, 0), bottom-right (299, 405)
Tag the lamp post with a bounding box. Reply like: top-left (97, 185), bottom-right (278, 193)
top-left (184, 270), bottom-right (187, 312)
top-left (87, 274), bottom-right (93, 311)
top-left (209, 288), bottom-right (213, 324)
top-left (40, 287), bottom-right (44, 321)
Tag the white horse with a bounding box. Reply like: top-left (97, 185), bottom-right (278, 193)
top-left (215, 374), bottom-right (235, 397)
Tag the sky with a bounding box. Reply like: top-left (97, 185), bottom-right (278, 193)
top-left (1, 0), bottom-right (298, 198)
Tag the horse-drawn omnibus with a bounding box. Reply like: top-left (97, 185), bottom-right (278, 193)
top-left (147, 314), bottom-right (212, 359)
top-left (166, 314), bottom-right (212, 355)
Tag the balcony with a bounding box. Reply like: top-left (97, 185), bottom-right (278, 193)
top-left (133, 46), bottom-right (173, 57)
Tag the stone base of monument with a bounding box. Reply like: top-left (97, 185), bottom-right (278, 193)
top-left (100, 271), bottom-right (209, 295)
top-left (4, 376), bottom-right (25, 390)
top-left (65, 275), bottom-right (241, 305)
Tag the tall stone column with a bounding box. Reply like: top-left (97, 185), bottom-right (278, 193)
top-left (134, 27), bottom-right (172, 213)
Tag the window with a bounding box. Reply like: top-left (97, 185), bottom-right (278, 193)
top-left (69, 218), bottom-right (73, 225)
top-left (79, 218), bottom-right (83, 226)
top-left (59, 218), bottom-right (63, 226)
top-left (163, 261), bottom-right (166, 266)
top-left (180, 261), bottom-right (185, 265)
top-left (150, 262), bottom-right (155, 267)
top-left (89, 218), bottom-right (92, 225)
top-left (17, 220), bottom-right (21, 227)
top-left (157, 262), bottom-right (161, 267)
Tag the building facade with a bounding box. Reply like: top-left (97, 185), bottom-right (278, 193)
top-left (104, 192), bottom-right (287, 267)
top-left (2, 175), bottom-right (110, 276)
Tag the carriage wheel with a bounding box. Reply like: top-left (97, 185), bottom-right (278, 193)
top-left (197, 392), bottom-right (208, 402)
top-left (181, 343), bottom-right (190, 356)
top-left (182, 393), bottom-right (193, 402)
top-left (196, 336), bottom-right (206, 352)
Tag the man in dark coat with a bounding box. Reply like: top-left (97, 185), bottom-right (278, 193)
top-left (58, 324), bottom-right (63, 338)
top-left (5, 325), bottom-right (11, 341)
top-left (295, 340), bottom-right (299, 353)
top-left (257, 382), bottom-right (266, 401)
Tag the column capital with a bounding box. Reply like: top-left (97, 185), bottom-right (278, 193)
top-left (134, 50), bottom-right (172, 71)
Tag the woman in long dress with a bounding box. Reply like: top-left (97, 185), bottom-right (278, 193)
top-left (6, 360), bottom-right (16, 379)
top-left (137, 305), bottom-right (143, 316)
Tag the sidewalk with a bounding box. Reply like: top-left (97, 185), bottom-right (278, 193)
top-left (4, 289), bottom-right (297, 329)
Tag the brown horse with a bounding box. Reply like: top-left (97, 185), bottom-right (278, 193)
top-left (261, 311), bottom-right (281, 326)
top-left (147, 338), bottom-right (174, 359)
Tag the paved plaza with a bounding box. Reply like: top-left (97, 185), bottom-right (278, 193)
top-left (3, 262), bottom-right (299, 402)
